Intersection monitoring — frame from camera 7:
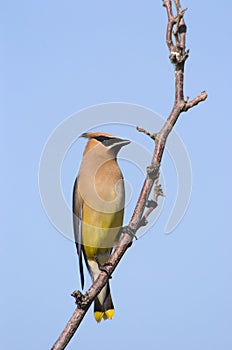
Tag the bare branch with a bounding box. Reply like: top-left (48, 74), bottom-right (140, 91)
top-left (139, 179), bottom-right (165, 228)
top-left (51, 1), bottom-right (207, 349)
top-left (184, 91), bottom-right (208, 111)
top-left (163, 0), bottom-right (175, 52)
top-left (173, 8), bottom-right (187, 49)
top-left (136, 126), bottom-right (157, 141)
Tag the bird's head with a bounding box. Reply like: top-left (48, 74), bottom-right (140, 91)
top-left (81, 132), bottom-right (131, 157)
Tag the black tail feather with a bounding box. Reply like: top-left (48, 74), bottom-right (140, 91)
top-left (94, 282), bottom-right (114, 316)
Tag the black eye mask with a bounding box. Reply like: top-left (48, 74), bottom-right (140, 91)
top-left (94, 136), bottom-right (111, 143)
top-left (94, 136), bottom-right (123, 147)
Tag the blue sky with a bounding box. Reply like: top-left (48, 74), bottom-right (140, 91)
top-left (1, 1), bottom-right (231, 349)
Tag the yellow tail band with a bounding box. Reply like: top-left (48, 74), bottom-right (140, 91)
top-left (94, 309), bottom-right (115, 323)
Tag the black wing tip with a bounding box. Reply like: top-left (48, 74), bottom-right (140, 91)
top-left (79, 249), bottom-right (85, 290)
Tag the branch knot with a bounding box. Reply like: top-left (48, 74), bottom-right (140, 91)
top-left (71, 290), bottom-right (90, 309)
top-left (147, 164), bottom-right (159, 179)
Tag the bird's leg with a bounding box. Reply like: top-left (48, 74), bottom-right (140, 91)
top-left (71, 290), bottom-right (90, 309)
top-left (94, 256), bottom-right (112, 279)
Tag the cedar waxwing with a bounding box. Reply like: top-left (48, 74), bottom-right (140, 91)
top-left (73, 132), bottom-right (130, 322)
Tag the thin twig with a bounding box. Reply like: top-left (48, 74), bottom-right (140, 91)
top-left (136, 126), bottom-right (157, 141)
top-left (184, 91), bottom-right (208, 111)
top-left (51, 1), bottom-right (207, 349)
top-left (136, 178), bottom-right (165, 230)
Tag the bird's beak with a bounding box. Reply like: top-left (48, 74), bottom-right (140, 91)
top-left (109, 138), bottom-right (131, 154)
top-left (119, 139), bottom-right (131, 147)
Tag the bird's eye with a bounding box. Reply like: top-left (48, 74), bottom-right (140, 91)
top-left (94, 136), bottom-right (111, 143)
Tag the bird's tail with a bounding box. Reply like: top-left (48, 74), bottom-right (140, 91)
top-left (94, 282), bottom-right (114, 322)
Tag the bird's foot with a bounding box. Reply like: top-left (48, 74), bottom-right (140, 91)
top-left (123, 226), bottom-right (138, 240)
top-left (94, 256), bottom-right (112, 279)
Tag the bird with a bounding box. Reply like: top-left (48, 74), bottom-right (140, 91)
top-left (73, 131), bottom-right (130, 322)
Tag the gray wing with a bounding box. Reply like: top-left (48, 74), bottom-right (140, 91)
top-left (72, 177), bottom-right (84, 289)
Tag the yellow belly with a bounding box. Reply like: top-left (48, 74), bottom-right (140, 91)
top-left (82, 203), bottom-right (124, 262)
